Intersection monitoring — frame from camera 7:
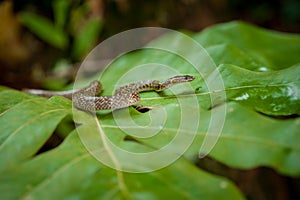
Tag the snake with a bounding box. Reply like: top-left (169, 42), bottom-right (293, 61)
top-left (24, 75), bottom-right (195, 111)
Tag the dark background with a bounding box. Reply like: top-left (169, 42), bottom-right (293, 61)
top-left (1, 0), bottom-right (300, 89)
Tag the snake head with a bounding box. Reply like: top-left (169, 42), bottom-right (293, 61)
top-left (182, 75), bottom-right (195, 82)
top-left (170, 75), bottom-right (195, 83)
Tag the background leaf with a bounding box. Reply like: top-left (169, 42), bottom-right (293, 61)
top-left (194, 21), bottom-right (300, 70)
top-left (72, 18), bottom-right (102, 60)
top-left (53, 0), bottom-right (70, 29)
top-left (18, 12), bottom-right (68, 49)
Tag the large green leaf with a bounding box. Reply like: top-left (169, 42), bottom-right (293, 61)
top-left (0, 89), bottom-right (244, 199)
top-left (0, 129), bottom-right (244, 199)
top-left (97, 102), bottom-right (300, 176)
top-left (95, 45), bottom-right (299, 116)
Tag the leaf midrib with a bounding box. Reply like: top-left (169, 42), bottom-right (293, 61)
top-left (140, 81), bottom-right (299, 101)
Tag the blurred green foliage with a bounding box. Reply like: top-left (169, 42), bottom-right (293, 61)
top-left (18, 0), bottom-right (102, 61)
top-left (1, 0), bottom-right (299, 88)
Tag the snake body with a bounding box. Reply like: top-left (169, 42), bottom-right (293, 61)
top-left (25, 75), bottom-right (194, 111)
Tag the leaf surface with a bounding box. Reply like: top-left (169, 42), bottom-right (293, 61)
top-left (0, 130), bottom-right (244, 200)
top-left (0, 91), bottom-right (71, 172)
top-left (194, 21), bottom-right (300, 70)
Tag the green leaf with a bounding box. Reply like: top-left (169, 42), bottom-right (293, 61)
top-left (72, 18), bottom-right (102, 60)
top-left (194, 21), bottom-right (300, 70)
top-left (0, 89), bottom-right (32, 113)
top-left (0, 90), bottom-right (71, 172)
top-left (208, 102), bottom-right (300, 176)
top-left (97, 102), bottom-right (300, 177)
top-left (205, 44), bottom-right (266, 71)
top-left (18, 12), bottom-right (68, 49)
top-left (53, 0), bottom-right (70, 29)
top-left (0, 88), bottom-right (244, 199)
top-left (0, 130), bottom-right (244, 200)
top-left (86, 21), bottom-right (299, 176)
top-left (212, 64), bottom-right (300, 116)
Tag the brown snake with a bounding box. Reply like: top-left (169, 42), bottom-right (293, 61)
top-left (24, 75), bottom-right (195, 111)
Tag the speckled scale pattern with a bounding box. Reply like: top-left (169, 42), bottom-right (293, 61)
top-left (25, 75), bottom-right (195, 111)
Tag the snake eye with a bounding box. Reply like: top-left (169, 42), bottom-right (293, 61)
top-left (184, 75), bottom-right (195, 81)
